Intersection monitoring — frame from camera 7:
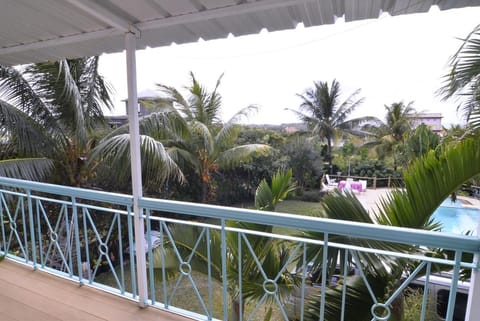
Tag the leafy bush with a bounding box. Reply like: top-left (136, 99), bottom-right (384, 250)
top-left (403, 287), bottom-right (437, 321)
top-left (348, 160), bottom-right (402, 187)
top-left (283, 136), bottom-right (323, 191)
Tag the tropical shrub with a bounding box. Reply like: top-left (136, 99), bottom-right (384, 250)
top-left (283, 136), bottom-right (323, 191)
top-left (348, 159), bottom-right (401, 187)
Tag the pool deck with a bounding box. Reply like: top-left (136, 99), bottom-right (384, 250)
top-left (355, 188), bottom-right (480, 212)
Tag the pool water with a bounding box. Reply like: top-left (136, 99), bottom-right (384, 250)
top-left (432, 199), bottom-right (479, 236)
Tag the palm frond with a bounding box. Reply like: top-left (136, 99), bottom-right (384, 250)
top-left (202, 72), bottom-right (224, 125)
top-left (215, 104), bottom-right (258, 150)
top-left (89, 134), bottom-right (185, 187)
top-left (156, 83), bottom-right (193, 119)
top-left (141, 108), bottom-right (190, 141)
top-left (0, 100), bottom-right (56, 156)
top-left (439, 23), bottom-right (480, 121)
top-left (166, 146), bottom-right (200, 172)
top-left (302, 191), bottom-right (408, 281)
top-left (0, 65), bottom-right (56, 127)
top-left (377, 138), bottom-right (480, 229)
top-left (76, 56), bottom-right (114, 129)
top-left (28, 60), bottom-right (87, 146)
top-left (468, 103), bottom-right (480, 131)
top-left (217, 144), bottom-right (271, 170)
top-left (28, 58), bottom-right (112, 147)
top-left (189, 120), bottom-right (214, 154)
top-left (333, 90), bottom-right (364, 125)
top-left (438, 25), bottom-right (480, 124)
top-left (254, 179), bottom-right (274, 211)
top-left (254, 168), bottom-right (296, 211)
top-left (0, 158), bottom-right (54, 181)
top-left (301, 139), bottom-right (480, 321)
top-left (185, 72), bottom-right (223, 126)
top-left (305, 273), bottom-right (389, 321)
top-left (103, 107), bottom-right (190, 142)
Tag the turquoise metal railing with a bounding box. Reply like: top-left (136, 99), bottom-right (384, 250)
top-left (0, 176), bottom-right (479, 321)
top-left (0, 177), bottom-right (138, 298)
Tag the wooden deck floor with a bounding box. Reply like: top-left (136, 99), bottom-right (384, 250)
top-left (0, 259), bottom-right (192, 321)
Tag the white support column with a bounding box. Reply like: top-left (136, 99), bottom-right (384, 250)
top-left (125, 31), bottom-right (148, 307)
top-left (465, 221), bottom-right (480, 320)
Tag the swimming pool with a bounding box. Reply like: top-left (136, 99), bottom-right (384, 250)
top-left (432, 199), bottom-right (479, 236)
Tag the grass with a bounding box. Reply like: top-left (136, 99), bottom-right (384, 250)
top-left (96, 268), bottom-right (284, 320)
top-left (233, 199), bottom-right (325, 217)
top-left (272, 200), bottom-right (324, 236)
top-left (275, 200), bottom-right (324, 217)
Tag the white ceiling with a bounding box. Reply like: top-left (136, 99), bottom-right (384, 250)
top-left (1, 0), bottom-right (480, 66)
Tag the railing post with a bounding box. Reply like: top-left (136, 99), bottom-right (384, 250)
top-left (125, 30), bottom-right (148, 307)
top-left (26, 190), bottom-right (37, 269)
top-left (72, 197), bottom-right (83, 284)
top-left (387, 176), bottom-right (391, 188)
top-left (373, 177), bottom-right (377, 190)
top-left (465, 219), bottom-right (480, 320)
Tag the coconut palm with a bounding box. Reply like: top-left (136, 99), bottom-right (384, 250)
top-left (301, 138), bottom-right (480, 320)
top-left (362, 101), bottom-right (416, 169)
top-left (439, 23), bottom-right (480, 130)
top-left (157, 73), bottom-right (272, 202)
top-left (384, 101), bottom-right (416, 142)
top-left (151, 169), bottom-right (298, 321)
top-left (92, 72), bottom-right (270, 201)
top-left (289, 79), bottom-right (377, 172)
top-left (0, 57), bottom-right (112, 185)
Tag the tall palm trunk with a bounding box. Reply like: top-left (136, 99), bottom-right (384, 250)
top-left (327, 137), bottom-right (333, 174)
top-left (389, 296), bottom-right (404, 321)
top-left (201, 180), bottom-right (208, 203)
top-left (229, 297), bottom-right (243, 321)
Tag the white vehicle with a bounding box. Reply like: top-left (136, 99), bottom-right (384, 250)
top-left (285, 267), bottom-right (469, 321)
top-left (410, 272), bottom-right (469, 321)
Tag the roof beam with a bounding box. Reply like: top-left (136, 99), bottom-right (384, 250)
top-left (138, 0), bottom-right (315, 31)
top-left (0, 0), bottom-right (314, 57)
top-left (65, 0), bottom-right (140, 35)
top-left (0, 28), bottom-right (120, 56)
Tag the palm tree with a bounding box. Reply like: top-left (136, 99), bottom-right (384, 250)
top-left (384, 101), bottom-right (416, 142)
top-left (362, 101), bottom-right (416, 169)
top-left (92, 72), bottom-right (271, 202)
top-left (157, 73), bottom-right (272, 202)
top-left (439, 23), bottom-right (480, 130)
top-left (151, 169), bottom-right (298, 321)
top-left (301, 137), bottom-right (480, 320)
top-left (290, 79), bottom-right (376, 173)
top-left (0, 57), bottom-right (113, 185)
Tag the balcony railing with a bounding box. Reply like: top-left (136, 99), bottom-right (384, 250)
top-left (0, 176), bottom-right (479, 321)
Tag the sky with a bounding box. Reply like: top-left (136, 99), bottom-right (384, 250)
top-left (98, 6), bottom-right (480, 127)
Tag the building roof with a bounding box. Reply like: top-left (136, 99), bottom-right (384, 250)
top-left (412, 113), bottom-right (443, 118)
top-left (2, 0), bottom-right (480, 66)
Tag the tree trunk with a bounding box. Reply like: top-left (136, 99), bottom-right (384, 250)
top-left (327, 138), bottom-right (333, 174)
top-left (229, 297), bottom-right (242, 321)
top-left (390, 295), bottom-right (404, 321)
top-left (201, 181), bottom-right (208, 203)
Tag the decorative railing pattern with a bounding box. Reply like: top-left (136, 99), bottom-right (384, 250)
top-left (0, 177), bottom-right (479, 321)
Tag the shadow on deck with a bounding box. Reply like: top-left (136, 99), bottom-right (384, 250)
top-left (0, 259), bottom-right (192, 321)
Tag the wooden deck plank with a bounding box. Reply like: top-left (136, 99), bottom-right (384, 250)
top-left (0, 293), bottom-right (62, 321)
top-left (0, 259), bottom-right (193, 321)
top-left (0, 279), bottom-right (104, 321)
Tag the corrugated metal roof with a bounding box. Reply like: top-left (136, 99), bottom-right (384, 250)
top-left (1, 0), bottom-right (480, 66)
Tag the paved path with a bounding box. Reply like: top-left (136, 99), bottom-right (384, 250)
top-left (355, 188), bottom-right (392, 212)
